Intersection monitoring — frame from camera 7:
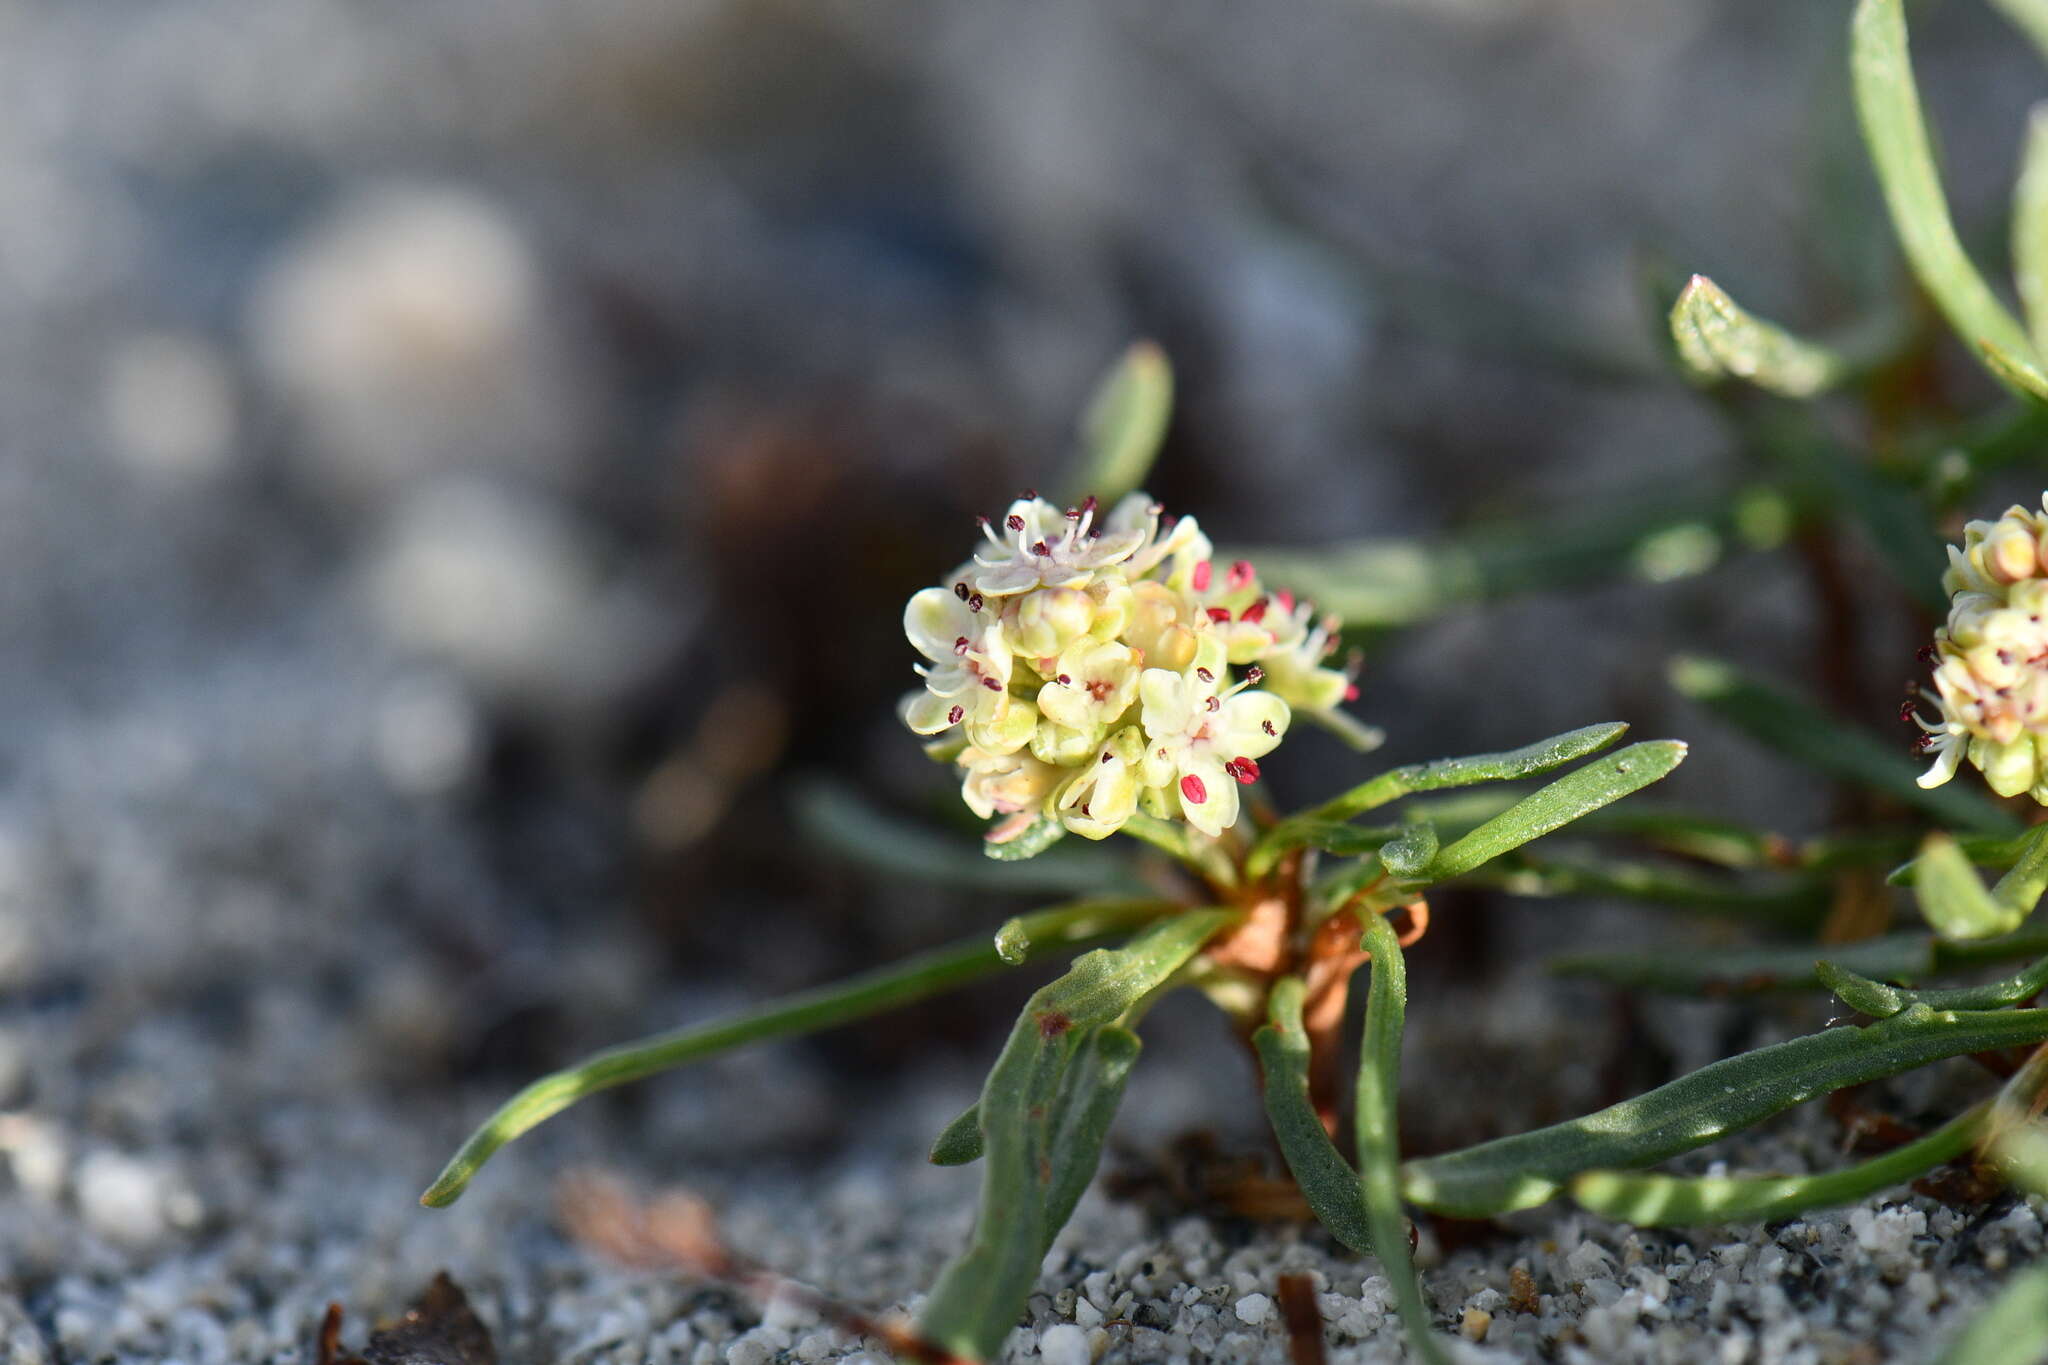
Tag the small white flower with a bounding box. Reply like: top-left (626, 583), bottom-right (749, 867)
top-left (1055, 725), bottom-right (1145, 839)
top-left (1137, 638), bottom-right (1290, 838)
top-left (957, 745), bottom-right (1064, 820)
top-left (1037, 639), bottom-right (1142, 733)
top-left (903, 487), bottom-right (1371, 842)
top-left (971, 495), bottom-right (1148, 597)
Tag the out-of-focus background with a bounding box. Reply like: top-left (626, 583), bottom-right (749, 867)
top-left (4, 1), bottom-right (2047, 1360)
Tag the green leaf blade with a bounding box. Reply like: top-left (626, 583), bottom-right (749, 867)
top-left (2018, 108), bottom-right (2048, 359)
top-left (919, 909), bottom-right (1237, 1360)
top-left (1402, 1004), bottom-right (2048, 1217)
top-left (1669, 274), bottom-right (1848, 397)
top-left (1915, 833), bottom-right (2028, 940)
top-left (928, 1102), bottom-right (984, 1166)
top-left (1931, 1264), bottom-right (2048, 1365)
top-left (1424, 741), bottom-right (1688, 882)
top-left (1356, 912), bottom-right (1452, 1365)
top-left (1568, 1103), bottom-right (1984, 1227)
top-left (1254, 977), bottom-right (1375, 1257)
top-left (1062, 341), bottom-right (1174, 508)
top-left (1852, 0), bottom-right (2044, 395)
top-left (418, 896), bottom-right (1175, 1208)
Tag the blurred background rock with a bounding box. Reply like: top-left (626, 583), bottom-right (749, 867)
top-left (3, 0), bottom-right (2045, 1346)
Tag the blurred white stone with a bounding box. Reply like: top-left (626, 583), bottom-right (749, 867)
top-left (361, 477), bottom-right (674, 718)
top-left (361, 477), bottom-right (595, 701)
top-left (75, 1150), bottom-right (181, 1247)
top-left (100, 332), bottom-right (238, 483)
top-left (372, 672), bottom-right (482, 795)
top-left (248, 183), bottom-right (584, 504)
top-left (0, 1115), bottom-right (68, 1205)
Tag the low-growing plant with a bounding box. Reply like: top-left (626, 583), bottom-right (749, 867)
top-left (422, 2), bottom-right (2048, 1359)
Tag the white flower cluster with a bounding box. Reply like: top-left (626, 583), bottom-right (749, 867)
top-left (1916, 496), bottom-right (2048, 801)
top-left (901, 492), bottom-right (1365, 843)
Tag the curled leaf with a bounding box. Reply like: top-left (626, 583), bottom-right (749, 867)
top-left (1669, 274), bottom-right (1847, 397)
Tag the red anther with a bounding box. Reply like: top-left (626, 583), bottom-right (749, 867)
top-left (1245, 665), bottom-right (1265, 684)
top-left (1275, 589), bottom-right (1295, 613)
top-left (1918, 644), bottom-right (1938, 663)
top-left (947, 705), bottom-right (965, 725)
top-left (1262, 719), bottom-right (1277, 735)
top-left (1180, 774), bottom-right (1208, 804)
top-left (1207, 607), bottom-right (1233, 622)
top-left (1227, 560), bottom-right (1255, 591)
top-left (1205, 695), bottom-right (1221, 712)
top-left (1080, 802), bottom-right (1092, 817)
top-left (1240, 597), bottom-right (1268, 624)
top-left (1914, 734), bottom-right (1935, 753)
top-left (1228, 756), bottom-right (1260, 784)
top-left (954, 636), bottom-right (970, 655)
top-left (982, 676), bottom-right (1002, 691)
top-left (976, 515), bottom-right (991, 526)
top-left (954, 581), bottom-right (971, 601)
top-left (1080, 495), bottom-right (1098, 514)
top-left (1899, 699), bottom-right (1919, 724)
top-left (1064, 506), bottom-right (1081, 520)
top-left (1022, 488), bottom-right (1037, 498)
top-left (1196, 667), bottom-right (1215, 684)
top-left (1031, 541), bottom-right (1051, 556)
top-left (1343, 683), bottom-right (1360, 702)
top-left (1191, 560), bottom-right (1213, 592)
top-left (967, 593), bottom-right (984, 611)
top-left (1056, 674), bottom-right (1072, 686)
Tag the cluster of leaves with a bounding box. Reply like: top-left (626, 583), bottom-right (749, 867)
top-left (420, 1), bottom-right (2048, 1359)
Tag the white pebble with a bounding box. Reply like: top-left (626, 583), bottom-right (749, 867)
top-left (1038, 1322), bottom-right (1090, 1365)
top-left (1233, 1294), bottom-right (1271, 1326)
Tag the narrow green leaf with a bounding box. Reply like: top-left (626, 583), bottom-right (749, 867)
top-left (1930, 1263), bottom-right (2048, 1365)
top-left (1993, 0), bottom-right (2048, 64)
top-left (2016, 108), bottom-right (2048, 359)
top-left (418, 897), bottom-right (1175, 1208)
top-left (1377, 822), bottom-right (1439, 881)
top-left (1979, 338), bottom-right (2048, 402)
top-left (1669, 274), bottom-right (1848, 397)
top-left (1244, 819), bottom-right (1403, 869)
top-left (1356, 911), bottom-right (1452, 1365)
top-left (795, 781), bottom-right (1140, 896)
top-left (1474, 851), bottom-right (1828, 928)
top-left (1993, 822), bottom-right (2048, 914)
top-left (929, 1102), bottom-right (983, 1166)
top-left (1568, 806), bottom-right (1788, 869)
top-left (1244, 483), bottom-right (1772, 628)
top-left (1253, 976), bottom-right (1374, 1257)
top-left (1063, 341), bottom-right (1173, 508)
top-left (985, 815), bottom-right (1069, 862)
top-left (1554, 933), bottom-right (1937, 996)
top-left (1425, 741), bottom-right (1688, 882)
top-left (1851, 0), bottom-right (2045, 396)
top-left (1916, 834), bottom-right (2028, 940)
top-left (1043, 1026), bottom-right (1144, 1230)
top-left (1401, 1003), bottom-right (2048, 1217)
top-left (1557, 929), bottom-right (2048, 998)
top-left (1568, 1102), bottom-right (1984, 1227)
top-left (1284, 723), bottom-right (1628, 841)
top-left (1669, 655), bottom-right (2021, 835)
top-left (919, 910), bottom-right (1237, 1360)
top-left (1250, 724), bottom-right (1630, 880)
